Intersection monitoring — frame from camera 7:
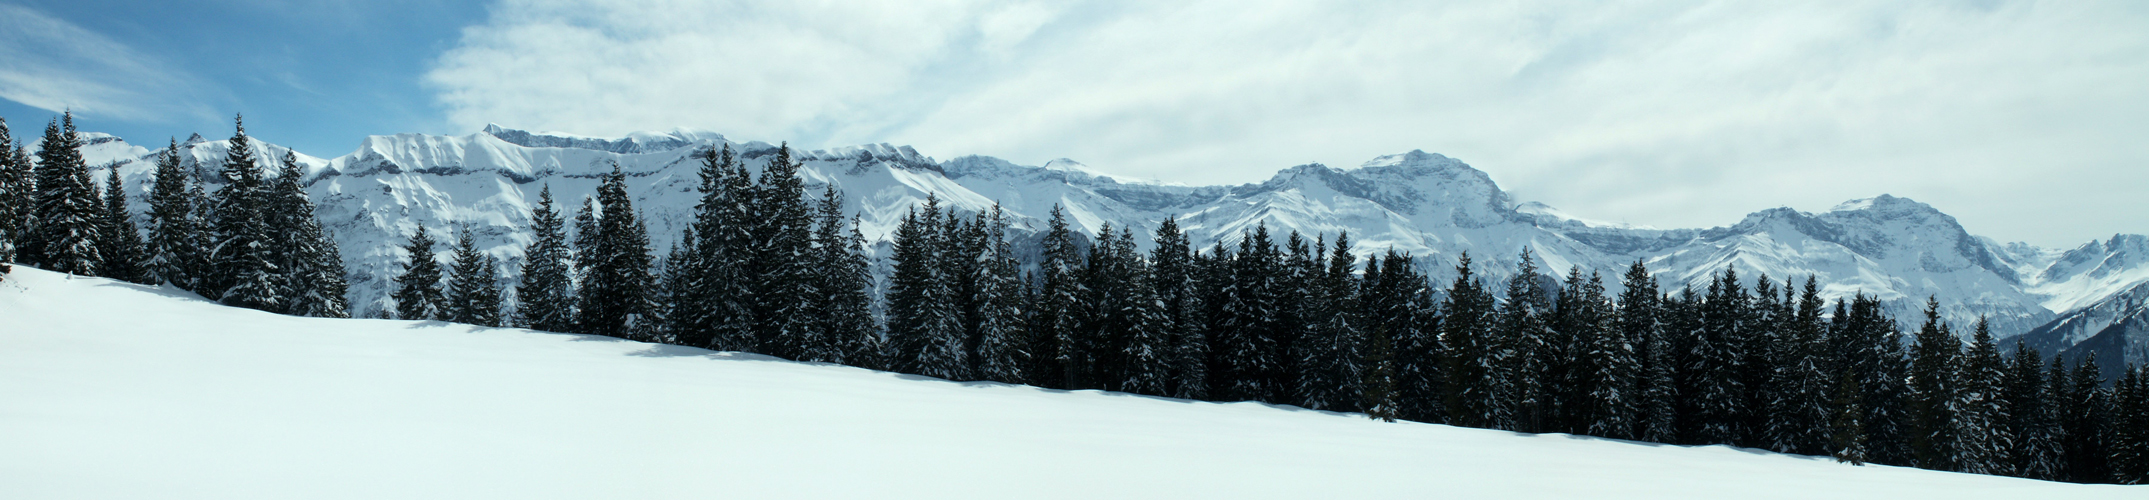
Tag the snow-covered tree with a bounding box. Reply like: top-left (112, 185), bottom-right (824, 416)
top-left (445, 226), bottom-right (502, 327)
top-left (27, 113), bottom-right (104, 276)
top-left (209, 116), bottom-right (279, 311)
top-left (1952, 317), bottom-right (2008, 475)
top-left (392, 225), bottom-right (444, 321)
top-left (96, 167), bottom-right (149, 284)
top-left (575, 163), bottom-right (655, 339)
top-left (515, 185), bottom-right (575, 332)
top-left (145, 140), bottom-right (208, 291)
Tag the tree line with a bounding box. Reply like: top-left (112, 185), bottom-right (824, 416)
top-left (0, 114), bottom-right (348, 318)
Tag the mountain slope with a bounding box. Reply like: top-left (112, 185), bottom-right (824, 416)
top-left (65, 126), bottom-right (2149, 341)
top-left (0, 266), bottom-right (2127, 499)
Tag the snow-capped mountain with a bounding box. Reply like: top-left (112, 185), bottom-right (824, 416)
top-left (67, 126), bottom-right (2149, 348)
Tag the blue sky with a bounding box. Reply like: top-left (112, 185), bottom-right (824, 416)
top-left (4, 1), bottom-right (2147, 247)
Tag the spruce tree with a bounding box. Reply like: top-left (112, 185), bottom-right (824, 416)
top-left (1151, 216), bottom-right (1205, 399)
top-left (1295, 233), bottom-right (1360, 411)
top-left (392, 225), bottom-right (444, 321)
top-left (1382, 248), bottom-right (1444, 423)
top-left (515, 185), bottom-right (576, 332)
top-left (267, 151), bottom-right (347, 317)
top-left (1497, 249), bottom-right (1553, 432)
top-left (1115, 227), bottom-right (1172, 396)
top-left (747, 144), bottom-right (816, 358)
top-left (1442, 252), bottom-right (1500, 429)
top-left (1768, 276), bottom-right (1834, 455)
top-left (575, 164), bottom-right (655, 339)
top-left (1033, 205), bottom-right (1086, 389)
top-left (1577, 270), bottom-right (1632, 439)
top-left (208, 115), bottom-right (279, 311)
top-left (2062, 352), bottom-right (2111, 483)
top-left (887, 197), bottom-right (966, 379)
top-left (1618, 260), bottom-right (1676, 443)
top-left (1952, 317), bottom-right (2007, 475)
top-left (96, 167), bottom-right (149, 284)
top-left (2003, 343), bottom-right (2062, 480)
top-left (804, 187), bottom-right (877, 365)
top-left (676, 145), bottom-right (754, 351)
top-left (145, 140), bottom-right (207, 291)
top-left (1689, 266), bottom-right (1750, 445)
top-left (1831, 371), bottom-right (1870, 465)
top-left (26, 113), bottom-right (103, 275)
top-left (0, 117), bottom-right (21, 267)
top-left (2112, 366), bottom-right (2149, 484)
top-left (1908, 296), bottom-right (1961, 471)
top-left (445, 226), bottom-right (502, 326)
top-left (1213, 225), bottom-right (1279, 402)
top-left (968, 204), bottom-right (1025, 382)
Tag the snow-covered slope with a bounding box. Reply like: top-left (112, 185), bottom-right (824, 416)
top-left (67, 126), bottom-right (2149, 343)
top-left (0, 266), bottom-right (2127, 499)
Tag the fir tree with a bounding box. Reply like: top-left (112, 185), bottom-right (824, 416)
top-left (2112, 366), bottom-right (2149, 484)
top-left (1115, 227), bottom-right (1172, 396)
top-left (968, 204), bottom-right (1025, 382)
top-left (515, 185), bottom-right (576, 332)
top-left (1151, 216), bottom-right (1205, 399)
top-left (1442, 252), bottom-right (1500, 429)
top-left (831, 217), bottom-right (882, 368)
top-left (746, 144), bottom-right (816, 359)
top-left (1689, 265), bottom-right (1750, 445)
top-left (145, 140), bottom-right (207, 291)
top-left (1767, 276), bottom-right (1834, 455)
top-left (392, 225), bottom-right (444, 321)
top-left (575, 163), bottom-right (655, 339)
top-left (1032, 205), bottom-right (1086, 389)
top-left (886, 196), bottom-right (966, 380)
top-left (677, 145), bottom-right (754, 351)
top-left (208, 115), bottom-right (278, 311)
top-left (95, 167), bottom-right (149, 284)
top-left (26, 113), bottom-right (103, 275)
top-left (1908, 297), bottom-right (1961, 471)
top-left (1383, 249), bottom-right (1444, 423)
top-left (1952, 317), bottom-right (2007, 475)
top-left (1577, 270), bottom-right (1633, 439)
top-left (267, 151), bottom-right (346, 317)
top-left (2061, 352), bottom-right (2111, 483)
top-left (2003, 343), bottom-right (2062, 480)
top-left (1213, 224), bottom-right (1279, 402)
top-left (445, 226), bottom-right (502, 326)
top-left (0, 117), bottom-right (21, 267)
top-left (1498, 249), bottom-right (1554, 432)
top-left (1831, 371), bottom-right (1869, 465)
top-left (1619, 260), bottom-right (1677, 443)
top-left (1295, 233), bottom-right (1361, 411)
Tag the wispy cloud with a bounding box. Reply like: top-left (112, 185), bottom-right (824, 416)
top-left (0, 4), bottom-right (222, 122)
top-left (425, 0), bottom-right (2149, 246)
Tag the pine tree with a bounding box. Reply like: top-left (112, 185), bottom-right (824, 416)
top-left (1831, 371), bottom-right (1869, 465)
top-left (1383, 249), bottom-right (1444, 423)
top-left (674, 145), bottom-right (754, 351)
top-left (1442, 252), bottom-right (1500, 429)
top-left (575, 163), bottom-right (655, 339)
top-left (1577, 270), bottom-right (1633, 439)
top-left (267, 151), bottom-right (346, 317)
top-left (1213, 224), bottom-right (1279, 402)
top-left (515, 185), bottom-right (575, 332)
top-left (1738, 275), bottom-right (1783, 448)
top-left (208, 115), bottom-right (278, 311)
top-left (0, 117), bottom-right (22, 267)
top-left (1688, 265), bottom-right (1751, 445)
top-left (887, 196), bottom-right (967, 379)
top-left (1115, 227), bottom-right (1172, 396)
top-left (1295, 233), bottom-right (1360, 411)
top-left (145, 140), bottom-right (207, 291)
top-left (1908, 297), bottom-right (1961, 471)
top-left (1498, 248), bottom-right (1554, 433)
top-left (445, 226), bottom-right (502, 326)
top-left (1768, 276), bottom-right (1834, 455)
top-left (1151, 216), bottom-right (1204, 399)
top-left (969, 204), bottom-right (1025, 382)
top-left (95, 167), bottom-right (149, 284)
top-left (392, 225), bottom-right (444, 321)
top-left (1952, 317), bottom-right (2008, 475)
top-left (802, 187), bottom-right (877, 364)
top-left (1618, 260), bottom-right (1676, 443)
top-left (2003, 343), bottom-right (2062, 480)
top-left (747, 144), bottom-right (816, 359)
top-left (2061, 352), bottom-right (2111, 483)
top-left (1032, 205), bottom-right (1086, 389)
top-left (2112, 366), bottom-right (2149, 484)
top-left (26, 113), bottom-right (103, 275)
top-left (832, 217), bottom-right (882, 368)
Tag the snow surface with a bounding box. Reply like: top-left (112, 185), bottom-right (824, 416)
top-left (0, 267), bottom-right (2129, 499)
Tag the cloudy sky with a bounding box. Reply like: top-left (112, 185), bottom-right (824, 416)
top-left (4, 0), bottom-right (2145, 247)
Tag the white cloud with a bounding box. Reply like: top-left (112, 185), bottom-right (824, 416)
top-left (0, 4), bottom-right (220, 122)
top-left (426, 0), bottom-right (2149, 246)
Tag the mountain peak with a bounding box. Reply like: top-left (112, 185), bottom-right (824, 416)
top-left (182, 133), bottom-right (207, 146)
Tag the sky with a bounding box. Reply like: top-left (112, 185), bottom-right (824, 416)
top-left (3, 0), bottom-right (2146, 248)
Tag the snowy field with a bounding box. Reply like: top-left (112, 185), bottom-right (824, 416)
top-left (0, 267), bottom-right (2132, 499)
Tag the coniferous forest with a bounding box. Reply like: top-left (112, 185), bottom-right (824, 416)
top-left (4, 114), bottom-right (2149, 485)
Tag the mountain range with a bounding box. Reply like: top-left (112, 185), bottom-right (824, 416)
top-left (51, 125), bottom-right (2149, 373)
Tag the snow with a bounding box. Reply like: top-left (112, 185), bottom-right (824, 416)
top-left (0, 266), bottom-right (2129, 499)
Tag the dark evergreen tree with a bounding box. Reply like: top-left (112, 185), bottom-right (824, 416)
top-left (208, 116), bottom-right (278, 311)
top-left (1908, 297), bottom-right (1961, 471)
top-left (1831, 371), bottom-right (1870, 465)
top-left (575, 164), bottom-right (655, 339)
top-left (0, 117), bottom-right (22, 267)
top-left (268, 151), bottom-right (347, 318)
top-left (1151, 216), bottom-right (1205, 400)
top-left (1688, 266), bottom-right (1750, 445)
top-left (1213, 225), bottom-right (1279, 402)
top-left (1111, 226), bottom-right (1171, 396)
top-left (145, 140), bottom-right (207, 291)
top-left (1953, 317), bottom-right (2007, 475)
top-left (746, 144), bottom-right (817, 358)
top-left (1738, 275), bottom-right (1783, 448)
top-left (95, 166), bottom-right (149, 284)
top-left (1498, 248), bottom-right (1554, 433)
top-left (2003, 343), bottom-right (2062, 480)
top-left (1618, 260), bottom-right (1676, 443)
top-left (886, 196), bottom-right (966, 379)
top-left (515, 185), bottom-right (576, 332)
top-left (392, 225), bottom-right (444, 321)
top-left (26, 113), bottom-right (103, 275)
top-left (445, 226), bottom-right (503, 326)
top-left (1768, 276), bottom-right (1834, 455)
top-left (968, 204), bottom-right (1025, 382)
top-left (1295, 233), bottom-right (1360, 411)
top-left (2061, 352), bottom-right (2111, 483)
top-left (1442, 252), bottom-right (1501, 428)
top-left (1032, 205), bottom-right (1085, 389)
top-left (1385, 250), bottom-right (1443, 423)
top-left (2112, 366), bottom-right (2149, 484)
top-left (1576, 270), bottom-right (1632, 439)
